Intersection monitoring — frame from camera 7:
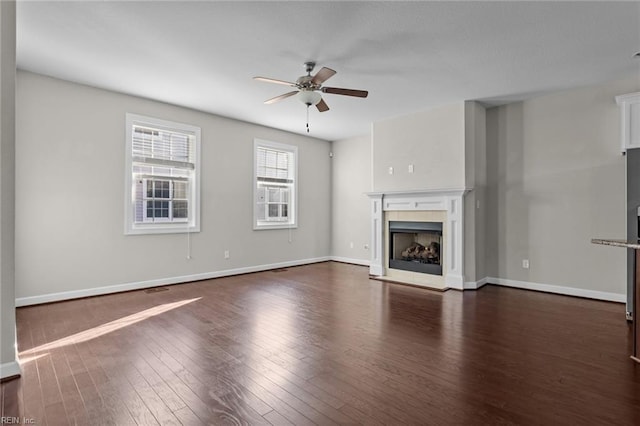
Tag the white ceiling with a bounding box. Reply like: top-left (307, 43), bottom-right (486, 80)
top-left (16, 1), bottom-right (640, 141)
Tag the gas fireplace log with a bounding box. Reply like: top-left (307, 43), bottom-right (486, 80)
top-left (423, 241), bottom-right (440, 264)
top-left (401, 242), bottom-right (425, 260)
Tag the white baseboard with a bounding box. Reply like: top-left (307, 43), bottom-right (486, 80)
top-left (15, 256), bottom-right (331, 307)
top-left (329, 256), bottom-right (371, 267)
top-left (0, 361), bottom-right (21, 380)
top-left (464, 277), bottom-right (489, 290)
top-left (16, 259), bottom-right (625, 307)
top-left (485, 277), bottom-right (625, 303)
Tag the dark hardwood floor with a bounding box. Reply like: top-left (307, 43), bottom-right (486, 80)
top-left (3, 261), bottom-right (640, 425)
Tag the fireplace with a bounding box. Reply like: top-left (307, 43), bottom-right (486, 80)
top-left (389, 221), bottom-right (443, 275)
top-left (367, 189), bottom-right (467, 290)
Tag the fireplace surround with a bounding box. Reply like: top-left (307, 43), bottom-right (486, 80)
top-left (366, 189), bottom-right (467, 290)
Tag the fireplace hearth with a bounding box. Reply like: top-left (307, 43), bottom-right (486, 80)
top-left (389, 221), bottom-right (443, 275)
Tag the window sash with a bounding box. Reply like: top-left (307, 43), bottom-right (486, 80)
top-left (132, 125), bottom-right (193, 164)
top-left (256, 147), bottom-right (293, 180)
top-left (254, 139), bottom-right (297, 229)
top-left (257, 184), bottom-right (291, 222)
top-left (125, 113), bottom-right (201, 235)
top-left (138, 178), bottom-right (189, 223)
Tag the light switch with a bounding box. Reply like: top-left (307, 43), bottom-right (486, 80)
top-left (408, 164), bottom-right (414, 173)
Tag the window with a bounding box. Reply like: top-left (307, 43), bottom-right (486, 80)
top-left (254, 139), bottom-right (297, 229)
top-left (125, 114), bottom-right (200, 234)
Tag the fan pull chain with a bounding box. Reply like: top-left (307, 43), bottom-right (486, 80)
top-left (306, 105), bottom-right (310, 133)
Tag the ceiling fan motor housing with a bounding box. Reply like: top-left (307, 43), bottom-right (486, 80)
top-left (296, 75), bottom-right (319, 90)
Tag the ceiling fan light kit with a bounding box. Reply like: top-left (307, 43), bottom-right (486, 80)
top-left (254, 61), bottom-right (368, 133)
top-left (298, 90), bottom-right (322, 106)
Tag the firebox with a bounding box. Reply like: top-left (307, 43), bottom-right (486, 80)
top-left (388, 221), bottom-right (443, 275)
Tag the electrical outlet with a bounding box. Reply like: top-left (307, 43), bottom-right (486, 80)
top-left (522, 259), bottom-right (529, 269)
top-left (224, 250), bottom-right (230, 259)
top-left (388, 166), bottom-right (394, 175)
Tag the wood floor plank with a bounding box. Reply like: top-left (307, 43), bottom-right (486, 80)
top-left (1, 377), bottom-right (22, 420)
top-left (5, 262), bottom-right (640, 425)
top-left (130, 356), bottom-right (187, 413)
top-left (262, 408), bottom-right (296, 426)
top-left (172, 405), bottom-right (206, 426)
top-left (133, 338), bottom-right (247, 425)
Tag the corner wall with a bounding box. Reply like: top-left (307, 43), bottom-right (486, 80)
top-left (485, 74), bottom-right (639, 300)
top-left (330, 134), bottom-right (372, 264)
top-left (15, 71), bottom-right (332, 303)
top-left (464, 101), bottom-right (486, 284)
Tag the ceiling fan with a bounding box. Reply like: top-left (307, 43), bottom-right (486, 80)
top-left (254, 62), bottom-right (368, 132)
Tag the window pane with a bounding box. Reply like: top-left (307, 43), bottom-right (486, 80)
top-left (154, 181), bottom-right (170, 198)
top-left (173, 181), bottom-right (188, 199)
top-left (277, 152), bottom-right (288, 169)
top-left (268, 188), bottom-right (281, 202)
top-left (268, 204), bottom-right (279, 218)
top-left (173, 200), bottom-right (188, 219)
top-left (132, 125), bottom-right (192, 163)
top-left (146, 200), bottom-right (170, 219)
top-left (257, 148), bottom-right (291, 180)
top-left (265, 150), bottom-right (277, 169)
top-left (156, 201), bottom-right (169, 218)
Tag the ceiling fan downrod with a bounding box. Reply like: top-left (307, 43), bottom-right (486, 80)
top-left (305, 61), bottom-right (315, 76)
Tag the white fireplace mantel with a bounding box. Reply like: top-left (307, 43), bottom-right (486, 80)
top-left (366, 188), bottom-right (469, 290)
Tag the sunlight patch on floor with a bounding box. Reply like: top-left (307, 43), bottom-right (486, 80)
top-left (18, 353), bottom-right (49, 365)
top-left (19, 297), bottom-right (201, 356)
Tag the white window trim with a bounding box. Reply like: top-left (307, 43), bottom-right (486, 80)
top-left (125, 113), bottom-right (201, 235)
top-left (253, 139), bottom-right (298, 230)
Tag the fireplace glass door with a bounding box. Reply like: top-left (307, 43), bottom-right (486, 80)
top-left (389, 221), bottom-right (443, 275)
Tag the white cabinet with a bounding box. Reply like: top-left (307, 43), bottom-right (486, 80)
top-left (616, 92), bottom-right (640, 152)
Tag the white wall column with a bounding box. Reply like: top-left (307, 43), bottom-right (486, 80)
top-left (0, 0), bottom-right (20, 380)
top-left (369, 194), bottom-right (383, 276)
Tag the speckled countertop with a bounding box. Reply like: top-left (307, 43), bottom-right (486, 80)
top-left (591, 239), bottom-right (640, 250)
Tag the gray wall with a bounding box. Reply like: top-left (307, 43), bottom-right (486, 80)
top-left (486, 75), bottom-right (639, 297)
top-left (0, 0), bottom-right (18, 377)
top-left (371, 102), bottom-right (465, 192)
top-left (13, 66), bottom-right (638, 307)
top-left (15, 71), bottom-right (331, 301)
top-left (330, 134), bottom-right (372, 263)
